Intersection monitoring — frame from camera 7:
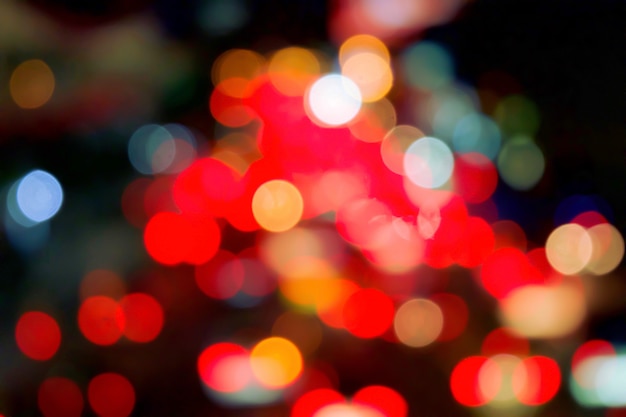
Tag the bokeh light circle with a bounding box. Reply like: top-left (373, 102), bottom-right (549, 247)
top-left (250, 337), bottom-right (303, 388)
top-left (403, 137), bottom-right (454, 189)
top-left (16, 170), bottom-right (63, 223)
top-left (306, 74), bottom-right (362, 126)
top-left (15, 311), bottom-right (61, 361)
top-left (88, 373), bottom-right (135, 417)
top-left (252, 180), bottom-right (304, 233)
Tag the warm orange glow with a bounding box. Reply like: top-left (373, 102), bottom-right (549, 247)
top-left (252, 179), bottom-right (304, 233)
top-left (268, 47), bottom-right (321, 96)
top-left (250, 337), bottom-right (303, 388)
top-left (278, 257), bottom-right (342, 312)
top-left (342, 52), bottom-right (393, 102)
top-left (10, 59), bottom-right (55, 109)
top-left (211, 49), bottom-right (265, 96)
top-left (339, 34), bottom-right (390, 66)
top-left (499, 279), bottom-right (586, 338)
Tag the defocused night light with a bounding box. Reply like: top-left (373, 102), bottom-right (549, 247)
top-left (15, 311), bottom-right (61, 361)
top-left (380, 125), bottom-right (425, 174)
top-left (546, 223), bottom-right (593, 275)
top-left (512, 356), bottom-right (561, 405)
top-left (499, 280), bottom-right (586, 338)
top-left (353, 385), bottom-right (408, 417)
top-left (198, 342), bottom-right (252, 393)
top-left (306, 74), bottom-right (362, 126)
top-left (452, 113), bottom-right (502, 160)
top-left (403, 136), bottom-right (454, 189)
top-left (393, 298), bottom-right (443, 348)
top-left (128, 124), bottom-right (175, 175)
top-left (10, 59), bottom-right (55, 109)
top-left (314, 404), bottom-right (384, 417)
top-left (38, 377), bottom-right (84, 417)
top-left (477, 354), bottom-right (517, 405)
top-left (586, 223), bottom-right (624, 275)
top-left (494, 95), bottom-right (540, 137)
top-left (119, 293), bottom-right (164, 343)
top-left (497, 136), bottom-right (545, 190)
top-left (250, 337), bottom-right (303, 388)
top-left (268, 47), bottom-right (321, 96)
top-left (451, 356), bottom-right (498, 406)
top-left (252, 179), bottom-right (303, 233)
top-left (341, 52), bottom-right (393, 102)
top-left (401, 41), bottom-right (453, 91)
top-left (16, 170), bottom-right (63, 223)
top-left (88, 373), bottom-right (135, 417)
top-left (78, 296), bottom-right (125, 346)
top-left (342, 288), bottom-right (394, 338)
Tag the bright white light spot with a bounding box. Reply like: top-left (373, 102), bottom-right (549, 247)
top-left (16, 170), bottom-right (63, 223)
top-left (307, 74), bottom-right (362, 126)
top-left (403, 137), bottom-right (454, 189)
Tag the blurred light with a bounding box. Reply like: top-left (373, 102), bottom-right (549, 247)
top-left (499, 280), bottom-right (586, 339)
top-left (341, 52), bottom-right (393, 102)
top-left (250, 337), bottom-right (303, 389)
top-left (259, 226), bottom-right (343, 277)
top-left (554, 194), bottom-right (614, 227)
top-left (381, 125), bottom-right (425, 175)
top-left (38, 377), bottom-right (84, 417)
top-left (15, 311), bottom-right (61, 361)
top-left (349, 98), bottom-right (397, 143)
top-left (452, 113), bottom-right (501, 160)
top-left (393, 298), bottom-right (443, 347)
top-left (497, 135), bottom-right (545, 190)
top-left (492, 220), bottom-right (527, 252)
top-left (316, 279), bottom-right (360, 329)
top-left (88, 373), bottom-right (135, 417)
top-left (353, 385), bottom-right (408, 417)
top-left (161, 123), bottom-right (198, 173)
top-left (402, 41), bottom-right (453, 91)
top-left (403, 137), bottom-right (454, 189)
top-left (453, 216), bottom-right (495, 268)
top-left (121, 177), bottom-right (151, 228)
top-left (252, 180), bottom-right (303, 233)
top-left (339, 34), bottom-right (390, 66)
top-left (572, 210), bottom-right (608, 228)
top-left (479, 246), bottom-right (543, 299)
top-left (16, 170), bottom-right (63, 223)
top-left (452, 152), bottom-right (498, 204)
top-left (210, 82), bottom-right (256, 127)
top-left (586, 223), bottom-right (624, 275)
top-left (143, 212), bottom-right (221, 265)
top-left (228, 257), bottom-right (277, 308)
top-left (268, 47), bottom-right (321, 96)
top-left (272, 311), bottom-right (322, 357)
top-left (571, 340), bottom-right (616, 388)
top-left (512, 356), bottom-right (561, 405)
top-left (343, 288), bottom-right (394, 338)
top-left (571, 354), bottom-right (626, 407)
top-left (278, 257), bottom-right (340, 312)
top-left (128, 124), bottom-right (175, 175)
top-left (195, 250), bottom-right (244, 300)
top-left (211, 49), bottom-right (265, 94)
top-left (451, 356), bottom-right (497, 406)
top-left (79, 269), bottom-right (126, 301)
top-left (476, 354), bottom-right (508, 404)
top-left (431, 293), bottom-right (469, 342)
top-left (10, 59), bottom-right (55, 109)
top-left (292, 388), bottom-right (345, 417)
top-left (481, 328), bottom-right (529, 357)
top-left (494, 95), bottom-right (540, 137)
top-left (314, 404), bottom-right (384, 417)
top-left (78, 296), bottom-right (125, 346)
top-left (119, 293), bottom-right (164, 343)
top-left (546, 223), bottom-right (593, 275)
top-left (198, 343), bottom-right (252, 393)
top-left (306, 74), bottom-right (362, 126)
